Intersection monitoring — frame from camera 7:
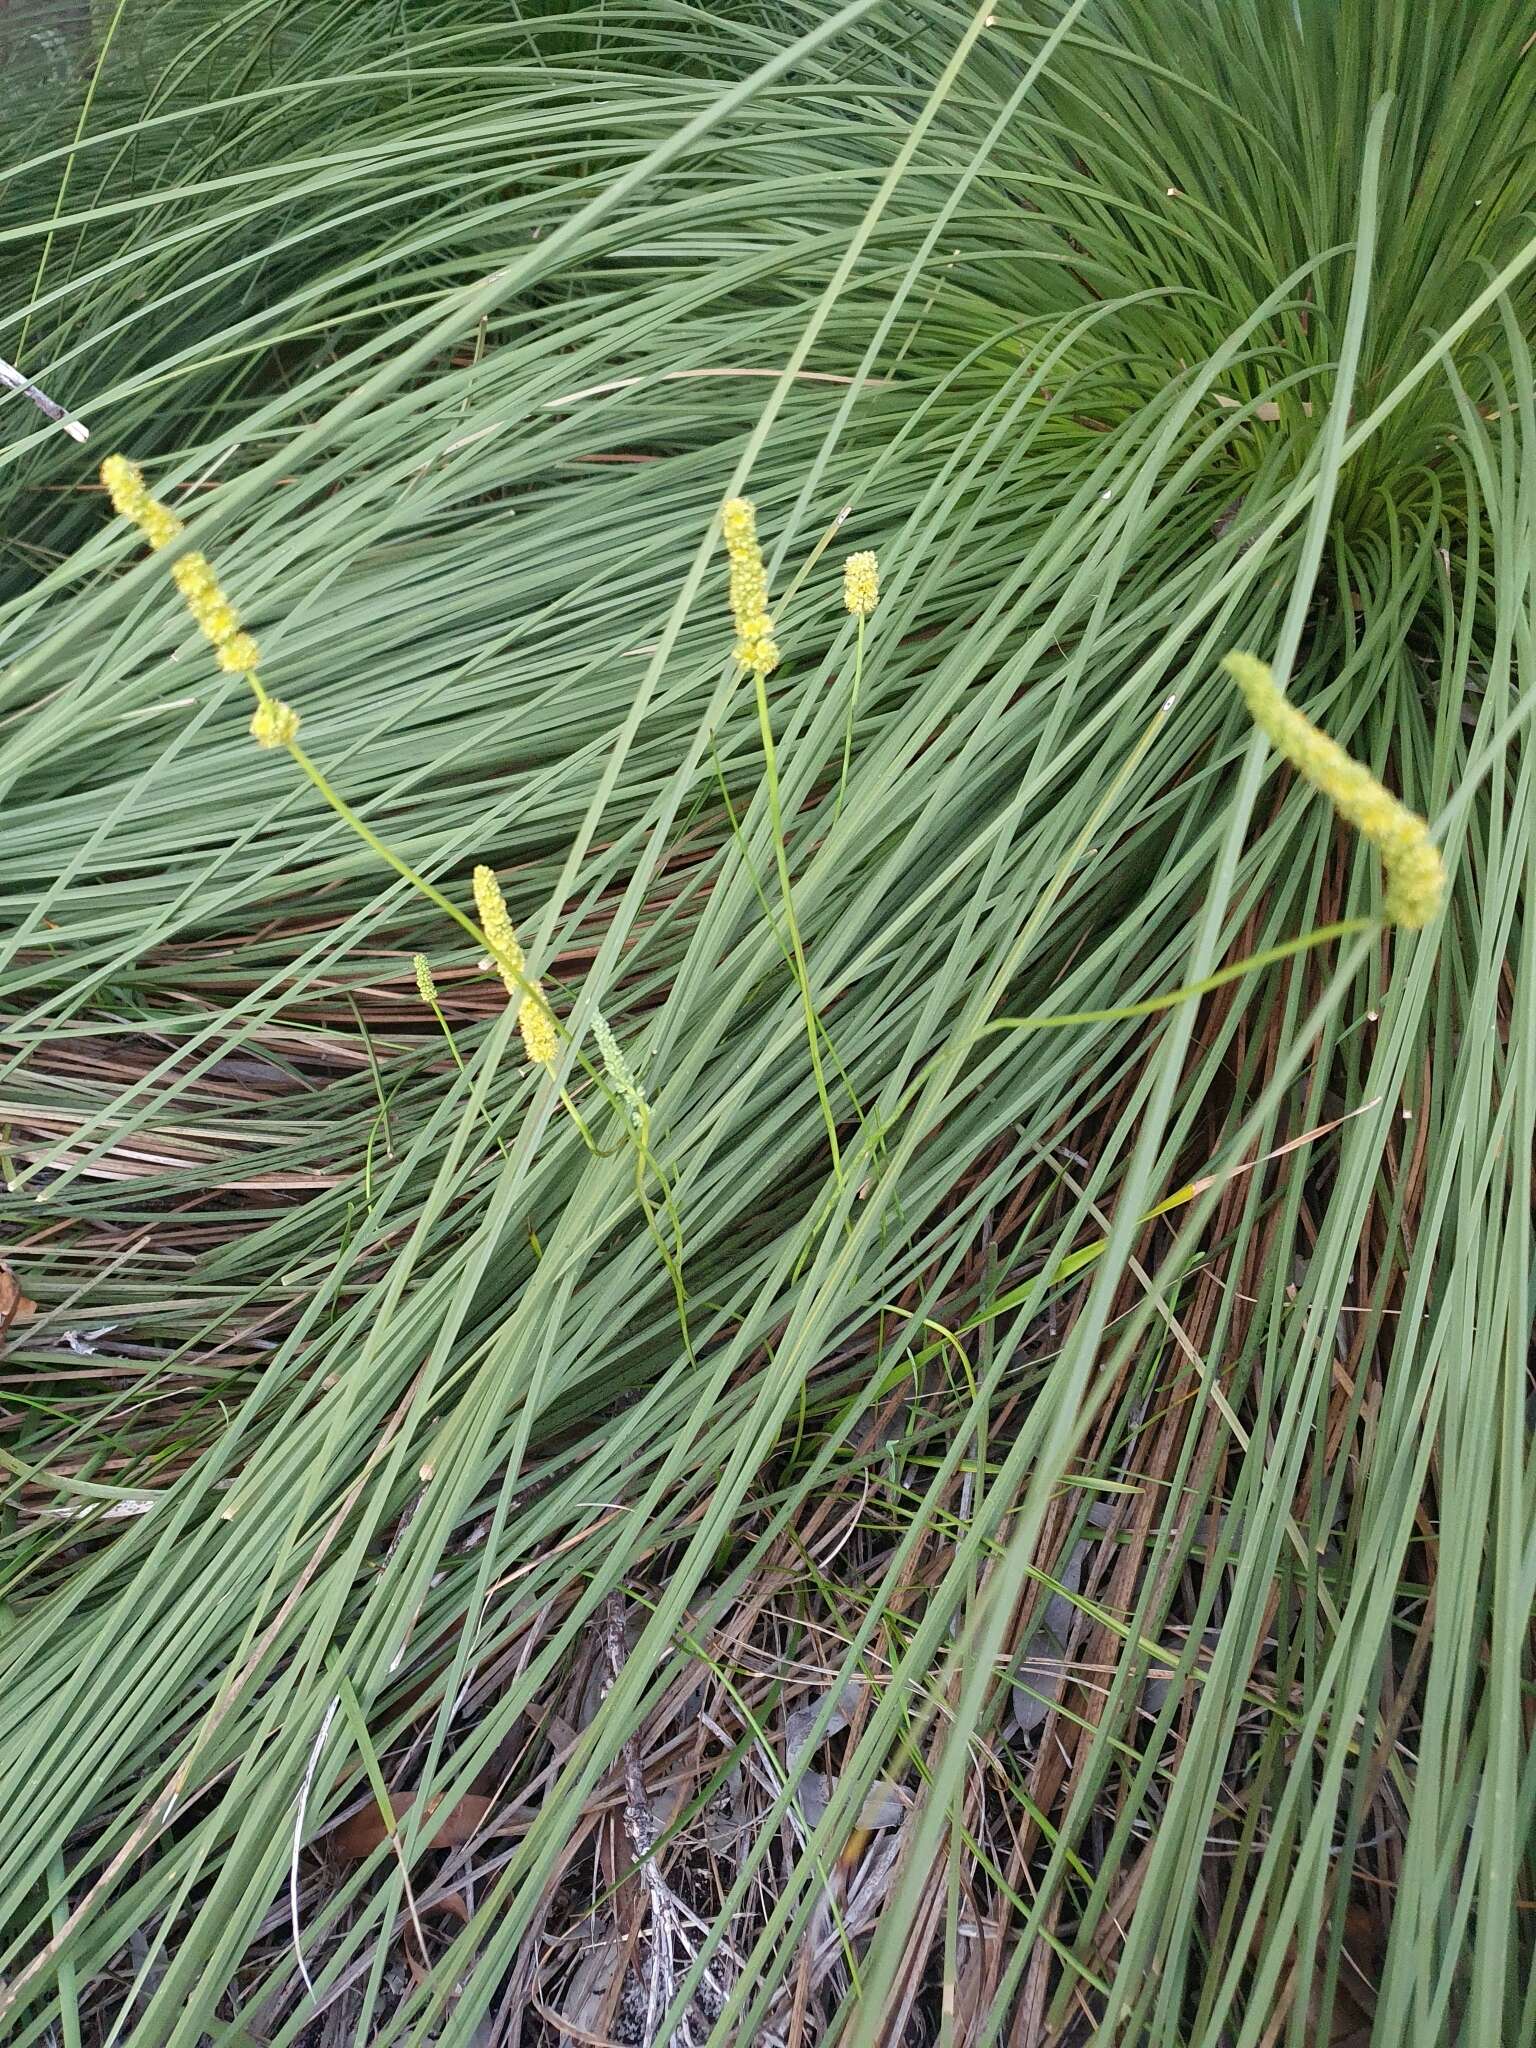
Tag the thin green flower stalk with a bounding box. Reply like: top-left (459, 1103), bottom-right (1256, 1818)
top-left (1225, 652), bottom-right (1445, 928)
top-left (587, 1004), bottom-right (695, 1366)
top-left (415, 952), bottom-right (508, 1160)
top-left (836, 548), bottom-right (879, 820)
top-left (721, 496), bottom-right (779, 676)
top-left (721, 495), bottom-right (845, 1193)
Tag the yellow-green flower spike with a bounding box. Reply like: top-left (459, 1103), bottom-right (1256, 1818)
top-left (171, 553), bottom-right (218, 601)
top-left (843, 550), bottom-right (879, 617)
top-left (593, 1008), bottom-right (647, 1130)
top-left (101, 454), bottom-right (148, 520)
top-left (216, 633), bottom-right (261, 675)
top-left (100, 454), bottom-right (264, 674)
top-left (469, 865), bottom-right (556, 1063)
top-left (592, 1010), bottom-right (638, 1094)
top-left (1224, 651), bottom-right (1445, 928)
top-left (517, 989), bottom-right (559, 1068)
top-left (249, 697), bottom-right (300, 749)
top-left (472, 864), bottom-right (525, 996)
top-left (141, 501), bottom-right (185, 551)
top-left (197, 598), bottom-right (241, 645)
top-left (413, 954), bottom-right (438, 1006)
top-left (1377, 824), bottom-right (1446, 930)
top-left (722, 496), bottom-right (780, 676)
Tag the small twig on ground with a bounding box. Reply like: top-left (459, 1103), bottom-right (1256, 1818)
top-left (603, 1593), bottom-right (692, 2048)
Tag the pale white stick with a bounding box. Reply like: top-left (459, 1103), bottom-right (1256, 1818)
top-left (0, 354), bottom-right (89, 441)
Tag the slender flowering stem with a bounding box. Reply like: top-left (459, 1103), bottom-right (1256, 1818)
top-left (415, 956), bottom-right (508, 1159)
top-left (716, 490), bottom-right (846, 1191)
top-left (973, 918), bottom-right (1374, 1037)
top-left (835, 612), bottom-right (865, 825)
top-left (282, 738), bottom-right (492, 958)
top-left (753, 668), bottom-right (845, 1192)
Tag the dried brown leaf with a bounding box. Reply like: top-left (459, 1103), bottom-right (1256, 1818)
top-left (0, 1267), bottom-right (37, 1330)
top-left (330, 1789), bottom-right (495, 1862)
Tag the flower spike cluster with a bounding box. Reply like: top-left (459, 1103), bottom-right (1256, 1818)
top-left (843, 550), bottom-right (879, 617)
top-left (516, 990), bottom-right (559, 1068)
top-left (472, 865), bottom-right (524, 996)
top-left (100, 454), bottom-right (183, 553)
top-left (472, 864), bottom-right (558, 1067)
top-left (103, 456), bottom-right (257, 674)
top-left (593, 1008), bottom-right (647, 1131)
top-left (249, 697), bottom-right (300, 749)
top-left (1224, 652), bottom-right (1444, 928)
top-left (101, 453), bottom-right (299, 747)
top-left (722, 497), bottom-right (779, 676)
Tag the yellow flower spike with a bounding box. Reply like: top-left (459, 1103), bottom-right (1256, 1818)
top-left (249, 697), bottom-right (300, 749)
top-left (199, 599), bottom-right (241, 646)
top-left (413, 954), bottom-right (438, 1005)
top-left (100, 455), bottom-right (273, 682)
top-left (140, 501), bottom-right (185, 551)
top-left (471, 864), bottom-right (525, 996)
top-left (843, 550), bottom-right (879, 617)
top-left (738, 627), bottom-right (780, 675)
top-left (215, 633), bottom-right (262, 675)
top-left (171, 553), bottom-right (218, 600)
top-left (100, 455), bottom-right (148, 519)
top-left (721, 495), bottom-right (780, 676)
top-left (468, 865), bottom-right (559, 1068)
top-left (100, 453), bottom-right (175, 546)
top-left (517, 989), bottom-right (559, 1068)
top-left (1224, 651), bottom-right (1445, 929)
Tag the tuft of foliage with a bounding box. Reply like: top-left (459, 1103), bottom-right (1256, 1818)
top-left (1, 3), bottom-right (1532, 2043)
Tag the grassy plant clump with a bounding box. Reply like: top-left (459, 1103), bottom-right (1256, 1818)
top-left (0, 3), bottom-right (1532, 2044)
